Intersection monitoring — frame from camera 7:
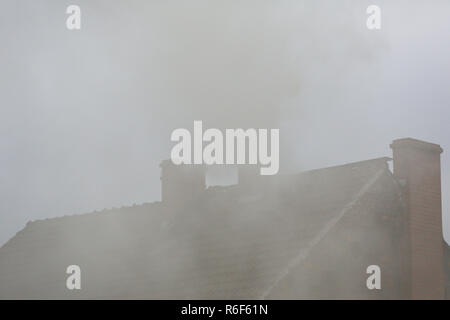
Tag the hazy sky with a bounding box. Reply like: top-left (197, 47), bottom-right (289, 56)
top-left (1, 0), bottom-right (450, 246)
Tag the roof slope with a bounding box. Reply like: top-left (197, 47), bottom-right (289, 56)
top-left (0, 158), bottom-right (405, 299)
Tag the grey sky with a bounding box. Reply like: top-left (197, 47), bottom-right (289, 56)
top-left (1, 0), bottom-right (449, 246)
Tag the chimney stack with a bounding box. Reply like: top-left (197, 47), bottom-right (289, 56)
top-left (160, 160), bottom-right (206, 206)
top-left (390, 138), bottom-right (445, 299)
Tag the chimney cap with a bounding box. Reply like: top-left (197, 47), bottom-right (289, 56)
top-left (390, 138), bottom-right (443, 154)
top-left (160, 159), bottom-right (178, 168)
top-left (159, 159), bottom-right (206, 172)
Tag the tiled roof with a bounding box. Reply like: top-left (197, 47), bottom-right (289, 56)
top-left (0, 157), bottom-right (405, 299)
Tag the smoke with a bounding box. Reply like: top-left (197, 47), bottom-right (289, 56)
top-left (1, 0), bottom-right (450, 246)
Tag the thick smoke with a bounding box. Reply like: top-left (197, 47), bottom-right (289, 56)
top-left (0, 0), bottom-right (449, 246)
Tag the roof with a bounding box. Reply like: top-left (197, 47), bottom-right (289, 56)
top-left (0, 157), bottom-right (406, 299)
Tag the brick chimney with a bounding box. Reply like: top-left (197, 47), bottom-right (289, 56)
top-left (390, 138), bottom-right (445, 299)
top-left (160, 160), bottom-right (206, 205)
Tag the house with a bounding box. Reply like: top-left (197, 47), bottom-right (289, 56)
top-left (0, 138), bottom-right (447, 299)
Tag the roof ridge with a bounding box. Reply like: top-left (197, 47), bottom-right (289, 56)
top-left (302, 157), bottom-right (391, 174)
top-left (24, 201), bottom-right (161, 225)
